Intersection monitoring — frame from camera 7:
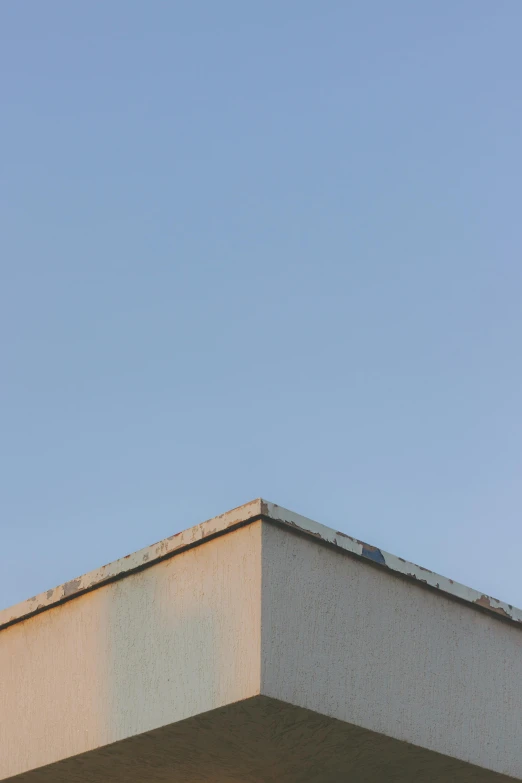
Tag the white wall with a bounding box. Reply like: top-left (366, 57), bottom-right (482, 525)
top-left (261, 523), bottom-right (522, 779)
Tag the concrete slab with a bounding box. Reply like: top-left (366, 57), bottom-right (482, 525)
top-left (1, 500), bottom-right (521, 781)
top-left (5, 697), bottom-right (515, 783)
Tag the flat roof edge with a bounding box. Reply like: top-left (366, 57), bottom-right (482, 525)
top-left (1, 499), bottom-right (521, 631)
top-left (0, 499), bottom-right (265, 631)
top-left (262, 502), bottom-right (522, 628)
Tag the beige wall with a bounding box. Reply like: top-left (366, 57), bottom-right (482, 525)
top-left (0, 522), bottom-right (262, 780)
top-left (261, 523), bottom-right (522, 780)
top-left (2, 517), bottom-right (521, 780)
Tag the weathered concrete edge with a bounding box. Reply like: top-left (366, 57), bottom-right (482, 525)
top-left (0, 499), bottom-right (266, 631)
top-left (262, 501), bottom-right (522, 626)
top-left (1, 498), bottom-right (521, 631)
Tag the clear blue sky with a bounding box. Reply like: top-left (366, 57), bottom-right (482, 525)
top-left (2, 2), bottom-right (521, 611)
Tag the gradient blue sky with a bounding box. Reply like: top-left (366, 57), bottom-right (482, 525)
top-left (2, 2), bottom-right (521, 610)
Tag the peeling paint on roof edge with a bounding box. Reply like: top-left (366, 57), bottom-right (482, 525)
top-left (1, 498), bottom-right (521, 631)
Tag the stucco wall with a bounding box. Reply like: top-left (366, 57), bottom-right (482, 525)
top-left (261, 522), bottom-right (522, 779)
top-left (2, 513), bottom-right (521, 781)
top-left (0, 522), bottom-right (262, 780)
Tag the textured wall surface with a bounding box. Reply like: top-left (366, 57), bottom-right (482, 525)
top-left (0, 522), bottom-right (262, 780)
top-left (261, 523), bottom-right (522, 780)
top-left (2, 512), bottom-right (521, 782)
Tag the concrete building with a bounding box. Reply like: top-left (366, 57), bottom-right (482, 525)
top-left (1, 499), bottom-right (521, 781)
